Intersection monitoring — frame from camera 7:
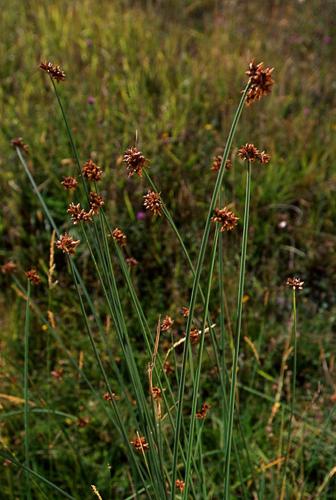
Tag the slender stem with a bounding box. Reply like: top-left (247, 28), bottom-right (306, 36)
top-left (281, 288), bottom-right (298, 495)
top-left (224, 160), bottom-right (252, 498)
top-left (24, 279), bottom-right (31, 500)
top-left (171, 84), bottom-right (249, 499)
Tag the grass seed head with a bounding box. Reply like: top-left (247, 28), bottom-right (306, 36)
top-left (61, 176), bottom-right (78, 190)
top-left (1, 261), bottom-right (17, 274)
top-left (245, 60), bottom-right (274, 105)
top-left (82, 159), bottom-right (103, 181)
top-left (89, 192), bottom-right (104, 214)
top-left (11, 137), bottom-right (29, 154)
top-left (211, 207), bottom-right (239, 232)
top-left (160, 315), bottom-right (174, 332)
top-left (39, 61), bottom-right (66, 82)
top-left (130, 435), bottom-right (149, 452)
top-left (56, 233), bottom-right (80, 255)
top-left (143, 190), bottom-right (162, 216)
top-left (123, 147), bottom-right (148, 177)
top-left (112, 228), bottom-right (127, 246)
top-left (25, 268), bottom-right (41, 285)
top-left (286, 277), bottom-right (304, 290)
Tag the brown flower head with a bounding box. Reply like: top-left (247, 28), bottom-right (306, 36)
top-left (61, 176), bottom-right (78, 191)
top-left (237, 144), bottom-right (270, 164)
top-left (190, 327), bottom-right (201, 345)
top-left (89, 192), bottom-right (104, 214)
top-left (77, 416), bottom-right (90, 428)
top-left (123, 147), bottom-right (148, 177)
top-left (103, 392), bottom-right (119, 401)
top-left (175, 480), bottom-right (185, 493)
top-left (126, 257), bottom-right (138, 267)
top-left (67, 203), bottom-right (93, 224)
top-left (25, 268), bottom-right (41, 285)
top-left (82, 159), bottom-right (103, 182)
top-left (143, 190), bottom-right (162, 216)
top-left (196, 402), bottom-right (210, 420)
top-left (211, 155), bottom-right (232, 172)
top-left (181, 306), bottom-right (189, 318)
top-left (11, 137), bottom-right (29, 154)
top-left (151, 386), bottom-right (162, 400)
top-left (130, 435), bottom-right (149, 452)
top-left (39, 61), bottom-right (66, 82)
top-left (1, 261), bottom-right (17, 274)
top-left (163, 361), bottom-right (174, 375)
top-left (211, 207), bottom-right (239, 232)
top-left (286, 277), bottom-right (304, 290)
top-left (160, 315), bottom-right (174, 332)
top-left (56, 233), bottom-right (80, 255)
top-left (112, 228), bottom-right (127, 246)
top-left (51, 369), bottom-right (64, 381)
top-left (245, 60), bottom-right (274, 105)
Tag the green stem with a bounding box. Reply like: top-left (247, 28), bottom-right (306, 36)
top-left (224, 160), bottom-right (252, 498)
top-left (171, 84), bottom-right (249, 499)
top-left (24, 279), bottom-right (31, 500)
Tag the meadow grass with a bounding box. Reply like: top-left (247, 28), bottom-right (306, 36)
top-left (1, 1), bottom-right (336, 498)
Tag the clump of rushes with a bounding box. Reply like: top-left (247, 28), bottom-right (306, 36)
top-left (61, 176), bottom-right (78, 190)
top-left (245, 60), bottom-right (274, 105)
top-left (67, 203), bottom-right (93, 224)
top-left (286, 277), bottom-right (304, 290)
top-left (25, 268), bottom-right (41, 285)
top-left (11, 137), bottom-right (29, 154)
top-left (39, 61), bottom-right (66, 82)
top-left (123, 147), bottom-right (148, 177)
top-left (112, 228), bottom-right (127, 246)
top-left (56, 233), bottom-right (80, 255)
top-left (211, 207), bottom-right (239, 232)
top-left (211, 155), bottom-right (232, 171)
top-left (160, 315), bottom-right (174, 332)
top-left (130, 435), bottom-right (149, 452)
top-left (175, 480), bottom-right (185, 493)
top-left (1, 261), bottom-right (17, 274)
top-left (143, 190), bottom-right (162, 216)
top-left (238, 143), bottom-right (270, 164)
top-left (82, 159), bottom-right (103, 181)
top-left (89, 192), bottom-right (104, 214)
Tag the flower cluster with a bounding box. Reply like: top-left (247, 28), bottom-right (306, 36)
top-left (25, 268), bottom-right (41, 285)
top-left (151, 386), bottom-right (162, 400)
top-left (1, 261), bottom-right (17, 274)
top-left (143, 190), bottom-right (162, 216)
top-left (89, 192), bottom-right (104, 214)
top-left (130, 435), bottom-right (149, 452)
top-left (39, 61), bottom-right (66, 82)
top-left (56, 233), bottom-right (80, 255)
top-left (123, 147), bottom-right (147, 177)
top-left (286, 277), bottom-right (304, 290)
top-left (61, 176), bottom-right (78, 190)
top-left (160, 315), bottom-right (174, 332)
top-left (211, 155), bottom-right (232, 172)
top-left (211, 207), bottom-right (239, 232)
top-left (190, 327), bottom-right (201, 345)
top-left (175, 480), bottom-right (185, 493)
top-left (181, 306), bottom-right (189, 318)
top-left (82, 159), bottom-right (103, 181)
top-left (126, 257), bottom-right (138, 267)
top-left (112, 228), bottom-right (127, 246)
top-left (237, 144), bottom-right (270, 164)
top-left (11, 137), bottom-right (29, 154)
top-left (67, 203), bottom-right (93, 224)
top-left (196, 402), bottom-right (210, 420)
top-left (245, 60), bottom-right (274, 105)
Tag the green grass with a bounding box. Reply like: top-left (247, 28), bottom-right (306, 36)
top-left (1, 0), bottom-right (336, 498)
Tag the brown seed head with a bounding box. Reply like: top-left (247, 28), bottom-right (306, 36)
top-left (82, 159), bottom-right (103, 181)
top-left (39, 61), bottom-right (66, 82)
top-left (123, 147), bottom-right (148, 177)
top-left (1, 261), bottom-right (17, 274)
top-left (181, 306), bottom-right (190, 318)
top-left (237, 144), bottom-right (270, 164)
top-left (103, 392), bottom-right (119, 401)
top-left (196, 402), bottom-right (210, 420)
top-left (25, 268), bottom-right (41, 285)
top-left (211, 155), bottom-right (222, 172)
top-left (143, 190), bottom-right (162, 216)
top-left (151, 386), bottom-right (162, 400)
top-left (130, 435), bottom-right (149, 452)
top-left (175, 480), bottom-right (185, 493)
top-left (190, 328), bottom-right (201, 345)
top-left (67, 203), bottom-right (94, 224)
top-left (163, 361), bottom-right (174, 375)
top-left (61, 176), bottom-right (78, 190)
top-left (77, 416), bottom-right (90, 428)
top-left (126, 257), bottom-right (139, 267)
top-left (112, 228), bottom-right (127, 246)
top-left (11, 137), bottom-right (29, 154)
top-left (245, 60), bottom-right (274, 105)
top-left (211, 207), bottom-right (239, 232)
top-left (56, 233), bottom-right (80, 255)
top-left (89, 192), bottom-right (104, 214)
top-left (286, 277), bottom-right (304, 290)
top-left (160, 315), bottom-right (174, 332)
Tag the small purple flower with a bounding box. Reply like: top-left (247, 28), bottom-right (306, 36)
top-left (136, 211), bottom-right (146, 221)
top-left (323, 35), bottom-right (331, 45)
top-left (87, 96), bottom-right (95, 105)
top-left (303, 107), bottom-right (310, 116)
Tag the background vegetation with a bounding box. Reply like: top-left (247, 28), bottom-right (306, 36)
top-left (1, 0), bottom-right (335, 498)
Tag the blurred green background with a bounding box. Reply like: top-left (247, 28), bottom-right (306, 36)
top-left (1, 0), bottom-right (336, 497)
